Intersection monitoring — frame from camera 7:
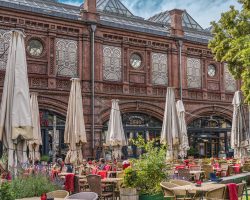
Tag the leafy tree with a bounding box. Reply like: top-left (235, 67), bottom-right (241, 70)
top-left (208, 0), bottom-right (250, 103)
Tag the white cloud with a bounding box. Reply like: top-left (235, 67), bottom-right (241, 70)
top-left (60, 0), bottom-right (242, 29)
top-left (59, 0), bottom-right (82, 6)
top-left (122, 0), bottom-right (242, 28)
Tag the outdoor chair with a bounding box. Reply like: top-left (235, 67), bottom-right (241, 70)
top-left (46, 190), bottom-right (69, 198)
top-left (178, 168), bottom-right (191, 181)
top-left (160, 182), bottom-right (192, 200)
top-left (220, 163), bottom-right (229, 177)
top-left (86, 175), bottom-right (114, 200)
top-left (66, 192), bottom-right (98, 200)
top-left (237, 182), bottom-right (246, 200)
top-left (202, 165), bottom-right (213, 180)
top-left (205, 186), bottom-right (226, 200)
top-left (209, 173), bottom-right (222, 183)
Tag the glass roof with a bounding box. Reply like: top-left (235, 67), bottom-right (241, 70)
top-left (96, 0), bottom-right (134, 18)
top-left (0, 0), bottom-right (80, 18)
top-left (148, 10), bottom-right (203, 31)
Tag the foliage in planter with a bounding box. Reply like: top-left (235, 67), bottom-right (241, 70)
top-left (123, 136), bottom-right (169, 195)
top-left (0, 182), bottom-right (15, 200)
top-left (187, 147), bottom-right (196, 157)
top-left (40, 155), bottom-right (50, 162)
top-left (10, 173), bottom-right (60, 198)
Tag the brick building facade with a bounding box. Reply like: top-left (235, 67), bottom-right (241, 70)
top-left (0, 0), bottom-right (242, 158)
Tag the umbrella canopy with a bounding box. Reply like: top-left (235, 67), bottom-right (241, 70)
top-left (64, 78), bottom-right (87, 164)
top-left (29, 93), bottom-right (42, 162)
top-left (0, 30), bottom-right (33, 169)
top-left (160, 87), bottom-right (180, 160)
top-left (231, 91), bottom-right (249, 158)
top-left (106, 99), bottom-right (127, 159)
top-left (176, 100), bottom-right (189, 158)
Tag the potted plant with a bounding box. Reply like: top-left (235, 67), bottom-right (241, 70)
top-left (40, 155), bottom-right (49, 165)
top-left (122, 136), bottom-right (169, 200)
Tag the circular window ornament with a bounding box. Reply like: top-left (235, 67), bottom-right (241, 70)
top-left (27, 39), bottom-right (43, 57)
top-left (130, 53), bottom-right (142, 69)
top-left (208, 65), bottom-right (216, 77)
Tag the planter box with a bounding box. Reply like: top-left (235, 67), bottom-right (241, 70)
top-left (120, 188), bottom-right (139, 200)
top-left (139, 193), bottom-right (164, 200)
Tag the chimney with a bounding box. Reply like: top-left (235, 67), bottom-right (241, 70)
top-left (169, 9), bottom-right (184, 37)
top-left (81, 0), bottom-right (99, 22)
top-left (83, 0), bottom-right (96, 13)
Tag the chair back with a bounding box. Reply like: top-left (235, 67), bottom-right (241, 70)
top-left (221, 163), bottom-right (229, 170)
top-left (237, 182), bottom-right (246, 198)
top-left (170, 179), bottom-right (192, 186)
top-left (206, 186), bottom-right (225, 200)
top-left (47, 190), bottom-right (69, 198)
top-left (189, 165), bottom-right (201, 171)
top-left (203, 165), bottom-right (213, 179)
top-left (86, 175), bottom-right (102, 196)
top-left (67, 192), bottom-right (98, 200)
top-left (178, 168), bottom-right (190, 180)
top-left (160, 182), bottom-right (178, 198)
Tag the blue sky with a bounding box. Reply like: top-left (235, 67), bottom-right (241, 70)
top-left (59, 0), bottom-right (241, 28)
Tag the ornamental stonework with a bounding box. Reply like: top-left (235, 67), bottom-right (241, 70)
top-left (187, 57), bottom-right (201, 88)
top-left (151, 53), bottom-right (168, 86)
top-left (103, 45), bottom-right (122, 82)
top-left (0, 29), bottom-right (11, 70)
top-left (224, 64), bottom-right (236, 92)
top-left (55, 38), bottom-right (78, 77)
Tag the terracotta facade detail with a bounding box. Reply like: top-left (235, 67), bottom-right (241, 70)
top-left (56, 38), bottom-right (78, 77)
top-left (187, 57), bottom-right (202, 88)
top-left (151, 53), bottom-right (168, 86)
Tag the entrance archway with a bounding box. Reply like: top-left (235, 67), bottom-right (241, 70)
top-left (40, 110), bottom-right (66, 159)
top-left (102, 112), bottom-right (162, 158)
top-left (187, 116), bottom-right (232, 158)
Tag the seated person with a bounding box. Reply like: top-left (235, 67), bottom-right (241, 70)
top-left (79, 159), bottom-right (90, 175)
top-left (98, 158), bottom-right (106, 170)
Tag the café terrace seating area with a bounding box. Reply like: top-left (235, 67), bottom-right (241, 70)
top-left (2, 156), bottom-right (249, 200)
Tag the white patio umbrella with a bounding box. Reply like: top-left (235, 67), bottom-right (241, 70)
top-left (231, 91), bottom-right (249, 158)
top-left (106, 99), bottom-right (127, 160)
top-left (160, 87), bottom-right (180, 161)
top-left (176, 100), bottom-right (189, 159)
top-left (64, 78), bottom-right (87, 165)
top-left (29, 93), bottom-right (42, 162)
top-left (0, 30), bottom-right (33, 170)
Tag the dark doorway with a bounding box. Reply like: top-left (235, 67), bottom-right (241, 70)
top-left (188, 116), bottom-right (232, 158)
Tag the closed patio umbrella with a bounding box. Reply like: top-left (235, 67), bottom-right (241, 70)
top-left (231, 91), bottom-right (249, 158)
top-left (29, 93), bottom-right (42, 162)
top-left (64, 78), bottom-right (87, 165)
top-left (160, 87), bottom-right (180, 161)
top-left (176, 100), bottom-right (189, 159)
top-left (0, 30), bottom-right (33, 170)
top-left (106, 99), bottom-right (127, 160)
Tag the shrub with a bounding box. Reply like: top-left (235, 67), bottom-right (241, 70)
top-left (40, 155), bottom-right (50, 162)
top-left (10, 173), bottom-right (60, 198)
top-left (123, 136), bottom-right (169, 195)
top-left (0, 182), bottom-right (15, 200)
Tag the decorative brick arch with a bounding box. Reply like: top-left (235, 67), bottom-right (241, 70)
top-left (38, 95), bottom-right (67, 117)
top-left (100, 100), bottom-right (164, 124)
top-left (186, 105), bottom-right (233, 125)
